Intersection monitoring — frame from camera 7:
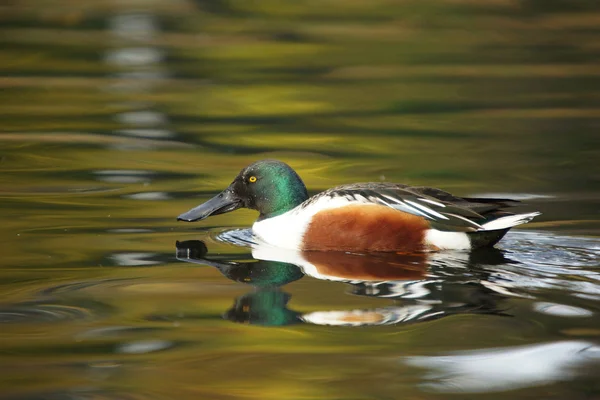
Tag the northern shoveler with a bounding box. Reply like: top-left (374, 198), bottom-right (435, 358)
top-left (177, 159), bottom-right (540, 252)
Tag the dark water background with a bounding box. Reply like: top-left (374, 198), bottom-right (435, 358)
top-left (1, 1), bottom-right (599, 399)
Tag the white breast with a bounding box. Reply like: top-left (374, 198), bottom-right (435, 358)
top-left (252, 212), bottom-right (306, 250)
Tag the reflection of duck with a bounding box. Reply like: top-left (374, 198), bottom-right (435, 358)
top-left (223, 290), bottom-right (302, 327)
top-left (176, 240), bottom-right (302, 326)
top-left (177, 159), bottom-right (540, 252)
top-left (176, 240), bottom-right (304, 287)
top-left (176, 239), bottom-right (510, 327)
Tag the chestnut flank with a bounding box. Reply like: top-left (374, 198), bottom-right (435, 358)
top-left (302, 204), bottom-right (429, 252)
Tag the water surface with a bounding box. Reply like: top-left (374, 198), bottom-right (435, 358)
top-left (1, 1), bottom-right (599, 399)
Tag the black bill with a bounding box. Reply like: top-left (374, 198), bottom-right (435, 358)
top-left (177, 189), bottom-right (242, 222)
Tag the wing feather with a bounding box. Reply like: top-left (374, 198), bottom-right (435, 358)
top-left (299, 183), bottom-right (520, 232)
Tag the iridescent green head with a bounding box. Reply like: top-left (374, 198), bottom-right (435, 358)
top-left (177, 160), bottom-right (309, 222)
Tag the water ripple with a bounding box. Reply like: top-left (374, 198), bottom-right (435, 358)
top-left (5, 389), bottom-right (156, 400)
top-left (504, 231), bottom-right (600, 268)
top-left (0, 303), bottom-right (94, 324)
top-left (533, 302), bottom-right (594, 318)
top-left (38, 278), bottom-right (134, 296)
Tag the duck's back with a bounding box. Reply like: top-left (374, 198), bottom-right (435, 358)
top-left (253, 183), bottom-right (539, 252)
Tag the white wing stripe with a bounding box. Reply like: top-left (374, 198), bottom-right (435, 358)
top-left (443, 212), bottom-right (483, 229)
top-left (381, 194), bottom-right (402, 204)
top-left (417, 198), bottom-right (446, 208)
top-left (391, 203), bottom-right (431, 218)
top-left (404, 200), bottom-right (449, 220)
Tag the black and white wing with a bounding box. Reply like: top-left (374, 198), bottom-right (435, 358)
top-left (300, 183), bottom-right (519, 232)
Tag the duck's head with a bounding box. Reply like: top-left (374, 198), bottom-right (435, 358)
top-left (177, 159), bottom-right (309, 222)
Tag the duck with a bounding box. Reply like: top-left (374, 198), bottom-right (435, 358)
top-left (177, 159), bottom-right (540, 252)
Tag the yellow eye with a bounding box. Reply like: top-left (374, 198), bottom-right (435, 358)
top-left (248, 176), bottom-right (257, 183)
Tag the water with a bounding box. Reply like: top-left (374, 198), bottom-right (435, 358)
top-left (1, 1), bottom-right (599, 399)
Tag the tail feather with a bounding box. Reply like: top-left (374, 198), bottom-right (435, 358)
top-left (481, 212), bottom-right (541, 231)
top-left (462, 197), bottom-right (520, 206)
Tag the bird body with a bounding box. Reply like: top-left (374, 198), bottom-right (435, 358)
top-left (178, 160), bottom-right (540, 252)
